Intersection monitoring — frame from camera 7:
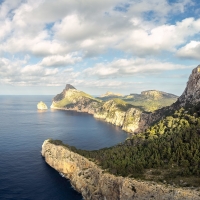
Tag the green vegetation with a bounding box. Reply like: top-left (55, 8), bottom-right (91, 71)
top-left (111, 98), bottom-right (134, 112)
top-left (50, 104), bottom-right (200, 187)
top-left (52, 90), bottom-right (101, 108)
top-left (123, 98), bottom-right (177, 112)
top-left (98, 93), bottom-right (177, 112)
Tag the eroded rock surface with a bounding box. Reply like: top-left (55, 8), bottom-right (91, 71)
top-left (178, 66), bottom-right (200, 106)
top-left (41, 140), bottom-right (200, 200)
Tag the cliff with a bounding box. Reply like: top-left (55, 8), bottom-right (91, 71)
top-left (51, 85), bottom-right (101, 114)
top-left (41, 139), bottom-right (200, 200)
top-left (50, 65), bottom-right (200, 133)
top-left (178, 65), bottom-right (200, 106)
top-left (51, 86), bottom-right (169, 133)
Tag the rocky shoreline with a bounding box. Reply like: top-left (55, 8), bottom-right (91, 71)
top-left (41, 139), bottom-right (200, 200)
top-left (51, 99), bottom-right (170, 134)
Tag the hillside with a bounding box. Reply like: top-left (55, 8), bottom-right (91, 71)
top-left (51, 84), bottom-right (102, 114)
top-left (43, 65), bottom-right (200, 199)
top-left (97, 90), bottom-right (178, 112)
top-left (51, 85), bottom-right (178, 133)
top-left (69, 104), bottom-right (200, 187)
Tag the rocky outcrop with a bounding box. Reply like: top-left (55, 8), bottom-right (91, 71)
top-left (37, 101), bottom-right (48, 110)
top-left (51, 87), bottom-right (102, 114)
top-left (53, 84), bottom-right (76, 102)
top-left (178, 65), bottom-right (200, 106)
top-left (50, 86), bottom-right (175, 133)
top-left (42, 140), bottom-right (200, 200)
top-left (94, 99), bottom-right (127, 127)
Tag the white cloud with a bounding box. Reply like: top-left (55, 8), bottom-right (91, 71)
top-left (53, 14), bottom-right (100, 42)
top-left (127, 0), bottom-right (192, 18)
top-left (177, 41), bottom-right (200, 60)
top-left (0, 0), bottom-right (198, 95)
top-left (117, 17), bottom-right (200, 55)
top-left (40, 53), bottom-right (82, 67)
top-left (0, 56), bottom-right (79, 86)
top-left (0, 0), bottom-right (196, 58)
top-left (84, 58), bottom-right (192, 78)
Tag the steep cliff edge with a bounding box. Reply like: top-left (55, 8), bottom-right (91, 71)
top-left (51, 84), bottom-right (101, 114)
top-left (178, 65), bottom-right (200, 106)
top-left (51, 86), bottom-right (168, 133)
top-left (50, 65), bottom-right (200, 134)
top-left (41, 139), bottom-right (200, 200)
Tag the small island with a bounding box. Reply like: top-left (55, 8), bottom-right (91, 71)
top-left (37, 101), bottom-right (48, 110)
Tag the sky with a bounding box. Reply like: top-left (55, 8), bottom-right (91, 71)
top-left (0, 0), bottom-right (200, 95)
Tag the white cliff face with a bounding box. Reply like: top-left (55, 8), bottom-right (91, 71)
top-left (122, 108), bottom-right (142, 133)
top-left (37, 101), bottom-right (48, 110)
top-left (41, 140), bottom-right (200, 200)
top-left (178, 66), bottom-right (200, 106)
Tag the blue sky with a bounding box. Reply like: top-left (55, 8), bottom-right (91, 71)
top-left (0, 0), bottom-right (200, 95)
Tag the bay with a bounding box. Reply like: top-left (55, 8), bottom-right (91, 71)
top-left (0, 96), bottom-right (128, 200)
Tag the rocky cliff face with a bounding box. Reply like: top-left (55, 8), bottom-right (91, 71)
top-left (53, 84), bottom-right (77, 102)
top-left (51, 87), bottom-right (101, 114)
top-left (51, 86), bottom-right (165, 133)
top-left (51, 65), bottom-right (200, 134)
top-left (178, 66), bottom-right (200, 106)
top-left (42, 140), bottom-right (200, 200)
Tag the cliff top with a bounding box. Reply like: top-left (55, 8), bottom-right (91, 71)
top-left (65, 84), bottom-right (76, 91)
top-left (141, 90), bottom-right (178, 99)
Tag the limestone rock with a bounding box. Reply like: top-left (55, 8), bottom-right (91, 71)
top-left (178, 65), bottom-right (200, 106)
top-left (50, 85), bottom-right (175, 134)
top-left (53, 84), bottom-right (77, 102)
top-left (41, 140), bottom-right (200, 200)
top-left (37, 101), bottom-right (48, 110)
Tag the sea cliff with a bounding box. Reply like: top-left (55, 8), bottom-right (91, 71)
top-left (41, 139), bottom-right (200, 200)
top-left (51, 85), bottom-right (170, 133)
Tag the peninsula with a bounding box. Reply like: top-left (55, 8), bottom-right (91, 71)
top-left (42, 66), bottom-right (200, 199)
top-left (50, 84), bottom-right (177, 133)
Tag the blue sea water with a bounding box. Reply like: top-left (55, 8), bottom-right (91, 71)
top-left (0, 96), bottom-right (128, 200)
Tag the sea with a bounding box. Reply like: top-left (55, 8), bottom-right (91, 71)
top-left (0, 96), bottom-right (129, 200)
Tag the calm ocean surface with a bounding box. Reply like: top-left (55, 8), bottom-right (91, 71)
top-left (0, 96), bottom-right (128, 200)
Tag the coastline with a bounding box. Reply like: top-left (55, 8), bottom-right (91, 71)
top-left (42, 139), bottom-right (200, 200)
